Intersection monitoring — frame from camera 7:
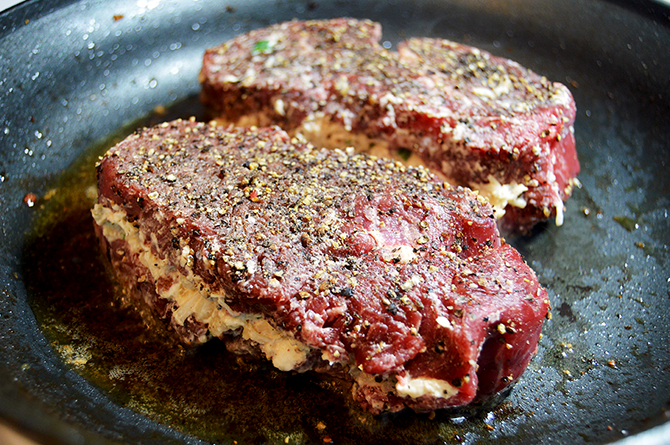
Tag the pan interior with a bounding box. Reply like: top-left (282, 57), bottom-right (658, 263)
top-left (1, 0), bottom-right (669, 444)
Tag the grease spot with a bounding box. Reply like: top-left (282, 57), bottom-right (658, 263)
top-left (613, 215), bottom-right (638, 232)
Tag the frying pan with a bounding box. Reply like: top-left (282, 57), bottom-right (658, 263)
top-left (1, 0), bottom-right (669, 443)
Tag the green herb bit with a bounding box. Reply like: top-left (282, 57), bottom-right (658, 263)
top-left (252, 40), bottom-right (274, 55)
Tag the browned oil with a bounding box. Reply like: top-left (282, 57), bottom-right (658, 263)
top-left (22, 102), bottom-right (518, 445)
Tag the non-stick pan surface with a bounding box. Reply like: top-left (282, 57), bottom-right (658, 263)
top-left (1, 0), bottom-right (669, 444)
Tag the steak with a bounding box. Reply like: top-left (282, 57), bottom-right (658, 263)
top-left (92, 119), bottom-right (550, 413)
top-left (200, 18), bottom-right (581, 233)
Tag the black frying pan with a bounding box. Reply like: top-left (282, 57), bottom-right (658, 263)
top-left (1, 0), bottom-right (670, 444)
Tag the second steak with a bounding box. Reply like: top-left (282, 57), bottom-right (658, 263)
top-left (200, 18), bottom-right (581, 233)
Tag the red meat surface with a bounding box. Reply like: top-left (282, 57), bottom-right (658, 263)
top-left (94, 119), bottom-right (550, 413)
top-left (200, 18), bottom-right (580, 233)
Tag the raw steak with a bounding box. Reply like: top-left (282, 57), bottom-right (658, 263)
top-left (200, 18), bottom-right (580, 233)
top-left (92, 119), bottom-right (550, 413)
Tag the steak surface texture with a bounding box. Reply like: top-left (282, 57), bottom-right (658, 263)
top-left (92, 119), bottom-right (550, 413)
top-left (200, 18), bottom-right (580, 233)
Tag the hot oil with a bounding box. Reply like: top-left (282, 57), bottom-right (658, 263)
top-left (22, 99), bottom-right (517, 445)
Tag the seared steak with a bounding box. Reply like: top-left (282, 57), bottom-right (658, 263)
top-left (200, 18), bottom-right (580, 233)
top-left (92, 119), bottom-right (550, 413)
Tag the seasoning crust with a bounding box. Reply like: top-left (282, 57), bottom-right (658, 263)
top-left (200, 18), bottom-right (581, 233)
top-left (93, 119), bottom-right (550, 413)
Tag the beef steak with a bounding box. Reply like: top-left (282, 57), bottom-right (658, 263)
top-left (200, 18), bottom-right (580, 233)
top-left (92, 119), bottom-right (550, 413)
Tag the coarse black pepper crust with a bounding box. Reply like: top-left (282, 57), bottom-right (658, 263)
top-left (200, 18), bottom-right (581, 233)
top-left (94, 119), bottom-right (550, 414)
